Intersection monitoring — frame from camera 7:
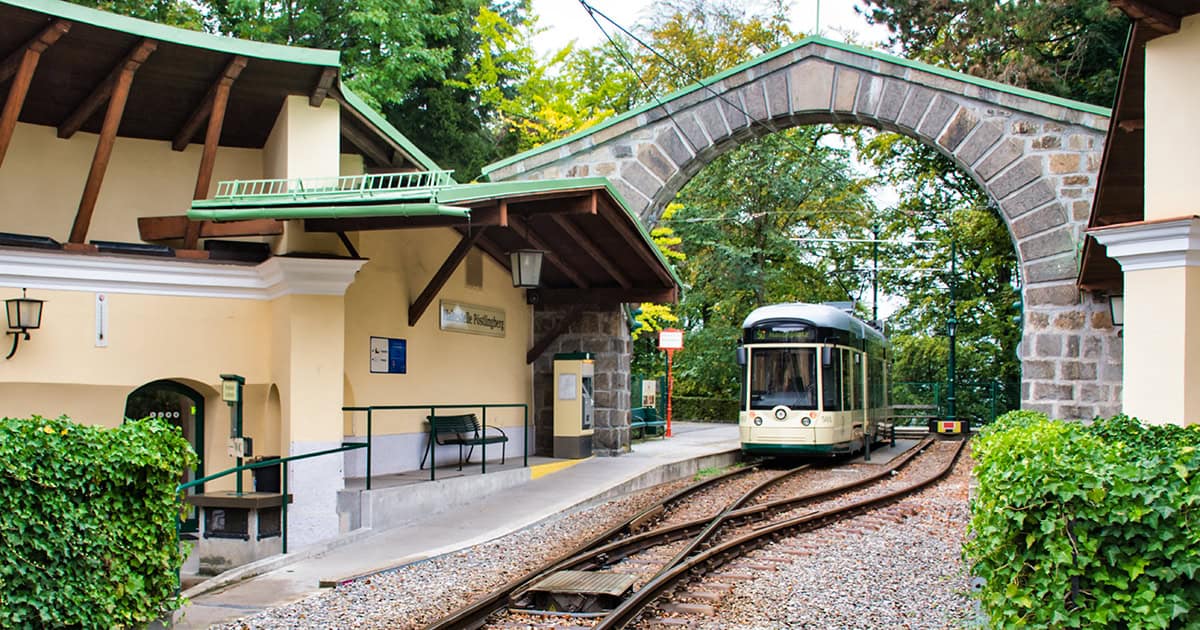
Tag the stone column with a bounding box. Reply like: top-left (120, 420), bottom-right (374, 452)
top-left (532, 305), bottom-right (632, 456)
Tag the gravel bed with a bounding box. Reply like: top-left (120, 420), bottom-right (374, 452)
top-left (657, 469), bottom-right (777, 526)
top-left (213, 477), bottom-right (695, 630)
top-left (674, 443), bottom-right (976, 629)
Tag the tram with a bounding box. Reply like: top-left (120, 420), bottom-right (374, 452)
top-left (737, 303), bottom-right (891, 456)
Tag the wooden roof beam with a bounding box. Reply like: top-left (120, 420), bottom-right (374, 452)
top-left (548, 214), bottom-right (632, 288)
top-left (0, 19), bottom-right (70, 84)
top-left (58, 39), bottom-right (157, 140)
top-left (172, 56), bottom-right (248, 151)
top-left (341, 119), bottom-right (394, 167)
top-left (509, 216), bottom-right (589, 289)
top-left (0, 21), bottom-right (70, 169)
top-left (409, 228), bottom-right (485, 327)
top-left (1111, 0), bottom-right (1181, 33)
top-left (596, 198), bottom-right (676, 286)
top-left (68, 40), bottom-right (156, 244)
top-left (310, 67), bottom-right (337, 107)
top-left (138, 215), bottom-right (283, 240)
top-left (527, 287), bottom-right (678, 305)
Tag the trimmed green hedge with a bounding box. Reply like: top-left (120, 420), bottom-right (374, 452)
top-left (0, 415), bottom-right (196, 628)
top-left (674, 396), bottom-right (738, 423)
top-left (967, 411), bottom-right (1200, 627)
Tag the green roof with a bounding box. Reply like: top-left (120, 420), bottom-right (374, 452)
top-left (188, 175), bottom-right (682, 287)
top-left (482, 36), bottom-right (1111, 178)
top-left (5, 0), bottom-right (442, 172)
top-left (4, 0), bottom-right (338, 66)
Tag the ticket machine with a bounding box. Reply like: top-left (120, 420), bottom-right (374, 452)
top-left (553, 352), bottom-right (595, 458)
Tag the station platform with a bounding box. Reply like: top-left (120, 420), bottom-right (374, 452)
top-left (173, 421), bottom-right (740, 629)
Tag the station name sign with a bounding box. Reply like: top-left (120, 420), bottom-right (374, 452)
top-left (439, 300), bottom-right (506, 338)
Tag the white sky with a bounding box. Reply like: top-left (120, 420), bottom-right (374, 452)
top-left (530, 0), bottom-right (893, 58)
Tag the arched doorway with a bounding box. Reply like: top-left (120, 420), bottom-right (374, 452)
top-left (125, 380), bottom-right (205, 532)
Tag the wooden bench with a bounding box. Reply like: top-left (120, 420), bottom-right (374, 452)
top-left (631, 406), bottom-right (667, 440)
top-left (419, 414), bottom-right (508, 471)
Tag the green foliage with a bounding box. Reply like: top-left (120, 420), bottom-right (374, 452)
top-left (674, 396), bottom-right (738, 423)
top-left (968, 412), bottom-right (1200, 628)
top-left (0, 416), bottom-right (196, 628)
top-left (860, 0), bottom-right (1128, 107)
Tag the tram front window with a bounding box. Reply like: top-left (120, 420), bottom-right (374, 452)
top-left (749, 347), bottom-right (817, 410)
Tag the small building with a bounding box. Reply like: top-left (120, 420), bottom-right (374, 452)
top-left (0, 0), bottom-right (678, 549)
top-left (1079, 0), bottom-right (1200, 425)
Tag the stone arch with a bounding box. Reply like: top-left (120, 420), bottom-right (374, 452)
top-left (485, 38), bottom-right (1121, 420)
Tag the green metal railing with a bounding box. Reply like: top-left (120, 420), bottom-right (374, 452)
top-left (212, 170), bottom-right (456, 201)
top-left (892, 380), bottom-right (1018, 425)
top-left (176, 442), bottom-right (366, 554)
top-left (342, 403), bottom-right (529, 484)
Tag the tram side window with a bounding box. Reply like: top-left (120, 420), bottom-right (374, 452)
top-left (842, 349), bottom-right (854, 410)
top-left (821, 348), bottom-right (840, 411)
top-left (853, 352), bottom-right (864, 410)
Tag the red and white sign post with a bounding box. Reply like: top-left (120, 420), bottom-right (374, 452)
top-left (657, 328), bottom-right (684, 437)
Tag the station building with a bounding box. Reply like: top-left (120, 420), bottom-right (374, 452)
top-left (1080, 0), bottom-right (1200, 426)
top-left (0, 0), bottom-right (678, 549)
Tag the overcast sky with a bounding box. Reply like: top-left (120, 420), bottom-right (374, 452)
top-left (529, 0), bottom-right (894, 58)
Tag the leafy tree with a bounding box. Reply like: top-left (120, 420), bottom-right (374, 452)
top-left (858, 0), bottom-right (1128, 107)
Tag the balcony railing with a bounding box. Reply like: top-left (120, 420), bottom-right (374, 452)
top-left (212, 170), bottom-right (456, 203)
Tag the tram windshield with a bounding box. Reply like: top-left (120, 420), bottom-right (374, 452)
top-left (748, 347), bottom-right (818, 410)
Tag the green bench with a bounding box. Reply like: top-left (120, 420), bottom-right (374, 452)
top-left (631, 406), bottom-right (667, 440)
top-left (419, 413), bottom-right (508, 471)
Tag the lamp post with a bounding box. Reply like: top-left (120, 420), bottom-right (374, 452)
top-left (945, 239), bottom-right (957, 424)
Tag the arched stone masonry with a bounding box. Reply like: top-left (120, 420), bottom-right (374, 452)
top-left (490, 38), bottom-right (1120, 421)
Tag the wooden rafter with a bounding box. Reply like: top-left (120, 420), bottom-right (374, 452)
top-left (597, 199), bottom-right (675, 286)
top-left (336, 231), bottom-right (360, 258)
top-left (0, 20), bottom-right (70, 168)
top-left (1111, 0), bottom-right (1181, 33)
top-left (471, 228), bottom-right (512, 270)
top-left (510, 216), bottom-right (589, 289)
top-left (527, 304), bottom-right (586, 364)
top-left (409, 229), bottom-right (485, 327)
top-left (549, 214), bottom-right (632, 288)
top-left (68, 42), bottom-right (155, 244)
top-left (310, 67), bottom-right (337, 107)
top-left (172, 56), bottom-right (247, 152)
top-left (0, 20), bottom-right (70, 84)
top-left (182, 57), bottom-right (246, 249)
top-left (528, 287), bottom-right (678, 305)
top-left (138, 216), bottom-right (282, 240)
top-left (58, 39), bottom-right (156, 140)
top-left (340, 120), bottom-right (393, 167)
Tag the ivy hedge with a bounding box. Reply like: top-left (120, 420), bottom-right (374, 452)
top-left (0, 415), bottom-right (196, 628)
top-left (967, 411), bottom-right (1200, 628)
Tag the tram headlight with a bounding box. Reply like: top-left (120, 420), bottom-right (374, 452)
top-left (753, 416), bottom-right (763, 426)
top-left (801, 417), bottom-right (812, 427)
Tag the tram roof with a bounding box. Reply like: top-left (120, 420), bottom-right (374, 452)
top-left (742, 303), bottom-right (884, 342)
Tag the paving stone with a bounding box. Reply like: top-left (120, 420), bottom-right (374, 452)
top-left (955, 120), bottom-right (1004, 166)
top-left (1019, 226), bottom-right (1074, 261)
top-left (638, 143), bottom-right (677, 183)
top-left (917, 95), bottom-right (958, 140)
top-left (975, 138), bottom-right (1023, 180)
top-left (875, 79), bottom-right (909, 122)
top-left (1000, 179), bottom-right (1057, 219)
top-left (896, 86), bottom-right (935, 129)
top-left (1026, 283), bottom-right (1081, 307)
top-left (938, 107), bottom-right (979, 151)
top-left (1050, 152), bottom-right (1081, 173)
top-left (656, 127), bottom-right (693, 167)
top-left (1011, 202), bottom-right (1068, 239)
top-left (1024, 254), bottom-right (1077, 284)
top-left (1060, 361), bottom-right (1097, 380)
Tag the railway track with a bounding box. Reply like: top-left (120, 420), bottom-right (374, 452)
top-left (426, 436), bottom-right (962, 629)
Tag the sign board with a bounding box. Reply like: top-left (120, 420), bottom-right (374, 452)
top-left (370, 336), bottom-right (407, 374)
top-left (439, 300), bottom-right (506, 338)
top-left (658, 328), bottom-right (684, 350)
top-left (939, 421), bottom-right (963, 434)
top-left (221, 380), bottom-right (239, 403)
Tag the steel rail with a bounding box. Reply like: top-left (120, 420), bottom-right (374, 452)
top-left (422, 464), bottom-right (757, 630)
top-left (595, 438), bottom-right (968, 629)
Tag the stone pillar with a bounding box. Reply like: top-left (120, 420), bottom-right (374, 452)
top-left (532, 305), bottom-right (632, 456)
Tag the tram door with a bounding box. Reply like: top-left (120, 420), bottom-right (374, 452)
top-left (125, 381), bottom-right (204, 533)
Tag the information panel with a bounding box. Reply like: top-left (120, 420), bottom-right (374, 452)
top-left (370, 336), bottom-right (407, 374)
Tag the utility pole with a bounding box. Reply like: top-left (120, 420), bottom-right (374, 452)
top-left (871, 222), bottom-right (879, 323)
top-left (946, 239), bottom-right (957, 424)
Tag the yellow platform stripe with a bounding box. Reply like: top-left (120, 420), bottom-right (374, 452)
top-left (531, 457), bottom-right (592, 480)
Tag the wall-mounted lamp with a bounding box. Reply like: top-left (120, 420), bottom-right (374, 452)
top-left (509, 249), bottom-right (544, 288)
top-left (1109, 294), bottom-right (1124, 327)
top-left (5, 288), bottom-right (45, 360)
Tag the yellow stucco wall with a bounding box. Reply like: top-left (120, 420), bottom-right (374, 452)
top-left (1145, 14), bottom-right (1200, 221)
top-left (0, 122), bottom-right (263, 243)
top-left (1122, 266), bottom-right (1200, 425)
top-left (342, 228), bottom-right (534, 435)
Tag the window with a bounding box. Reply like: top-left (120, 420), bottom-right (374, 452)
top-left (821, 348), bottom-right (840, 411)
top-left (853, 352), bottom-right (864, 410)
top-left (842, 349), bottom-right (854, 410)
top-left (748, 347), bottom-right (818, 410)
